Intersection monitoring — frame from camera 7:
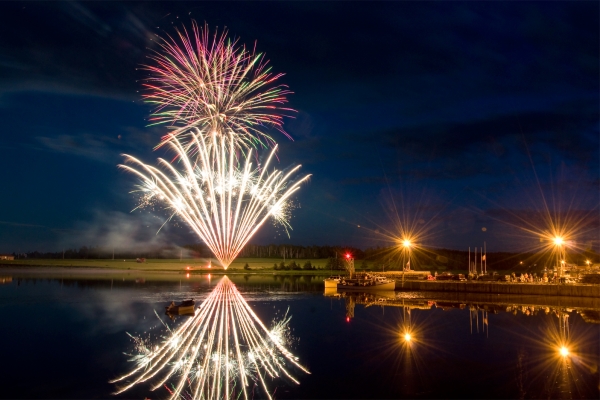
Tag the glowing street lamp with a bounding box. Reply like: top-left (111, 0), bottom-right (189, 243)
top-left (402, 239), bottom-right (412, 271)
top-left (553, 236), bottom-right (567, 278)
top-left (559, 346), bottom-right (569, 358)
top-left (403, 332), bottom-right (412, 342)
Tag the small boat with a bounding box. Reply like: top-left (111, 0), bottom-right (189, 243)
top-left (337, 274), bottom-right (396, 291)
top-left (165, 299), bottom-right (195, 315)
top-left (324, 275), bottom-right (345, 288)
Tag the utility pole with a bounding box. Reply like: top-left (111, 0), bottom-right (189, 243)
top-left (468, 247), bottom-right (471, 275)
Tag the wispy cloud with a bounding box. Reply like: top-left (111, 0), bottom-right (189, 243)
top-left (37, 133), bottom-right (120, 163)
top-left (35, 125), bottom-right (162, 164)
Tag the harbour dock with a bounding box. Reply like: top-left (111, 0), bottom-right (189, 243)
top-left (394, 280), bottom-right (600, 298)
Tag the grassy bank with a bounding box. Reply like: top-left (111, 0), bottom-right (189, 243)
top-left (0, 258), bottom-right (342, 274)
top-left (0, 258), bottom-right (463, 275)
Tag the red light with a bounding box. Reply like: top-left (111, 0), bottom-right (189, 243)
top-left (346, 254), bottom-right (351, 259)
top-left (346, 317), bottom-right (350, 322)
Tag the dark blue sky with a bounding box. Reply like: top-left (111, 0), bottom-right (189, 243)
top-left (0, 1), bottom-right (598, 253)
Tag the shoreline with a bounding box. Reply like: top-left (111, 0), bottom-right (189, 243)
top-left (0, 259), bottom-right (336, 275)
top-left (0, 258), bottom-right (338, 274)
top-left (3, 264), bottom-right (598, 299)
top-left (0, 265), bottom-right (335, 281)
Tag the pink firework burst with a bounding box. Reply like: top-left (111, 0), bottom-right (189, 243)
top-left (144, 21), bottom-right (294, 150)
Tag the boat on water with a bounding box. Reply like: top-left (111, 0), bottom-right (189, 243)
top-left (337, 274), bottom-right (396, 291)
top-left (324, 275), bottom-right (345, 288)
top-left (165, 299), bottom-right (195, 315)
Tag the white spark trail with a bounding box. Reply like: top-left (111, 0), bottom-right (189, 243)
top-left (120, 129), bottom-right (310, 269)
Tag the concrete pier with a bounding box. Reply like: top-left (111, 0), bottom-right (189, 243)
top-left (395, 280), bottom-right (600, 298)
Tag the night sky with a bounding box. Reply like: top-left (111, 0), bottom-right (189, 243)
top-left (0, 1), bottom-right (598, 254)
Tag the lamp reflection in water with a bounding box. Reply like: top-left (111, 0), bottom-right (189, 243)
top-left (401, 303), bottom-right (413, 346)
top-left (396, 300), bottom-right (425, 397)
top-left (111, 276), bottom-right (309, 399)
top-left (523, 309), bottom-right (599, 399)
top-left (549, 310), bottom-right (575, 399)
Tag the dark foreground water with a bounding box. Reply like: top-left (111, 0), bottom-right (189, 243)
top-left (0, 272), bottom-right (598, 399)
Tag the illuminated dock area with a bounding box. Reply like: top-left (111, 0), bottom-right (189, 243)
top-left (394, 280), bottom-right (600, 298)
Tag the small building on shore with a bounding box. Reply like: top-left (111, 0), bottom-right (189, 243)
top-left (0, 254), bottom-right (15, 260)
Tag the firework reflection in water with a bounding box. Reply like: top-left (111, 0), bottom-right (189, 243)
top-left (112, 276), bottom-right (309, 399)
top-left (120, 130), bottom-right (310, 269)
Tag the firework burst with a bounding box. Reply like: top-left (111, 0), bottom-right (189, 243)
top-left (120, 130), bottom-right (310, 269)
top-left (144, 21), bottom-right (293, 150)
top-left (111, 276), bottom-right (309, 400)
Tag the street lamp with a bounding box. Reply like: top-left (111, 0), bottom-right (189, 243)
top-left (344, 253), bottom-right (354, 278)
top-left (403, 239), bottom-right (412, 271)
top-left (553, 237), bottom-right (566, 278)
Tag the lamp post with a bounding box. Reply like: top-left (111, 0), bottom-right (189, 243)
top-left (345, 253), bottom-right (354, 278)
top-left (403, 239), bottom-right (412, 272)
top-left (553, 237), bottom-right (566, 278)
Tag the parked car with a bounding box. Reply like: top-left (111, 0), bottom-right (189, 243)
top-left (435, 273), bottom-right (454, 281)
top-left (435, 273), bottom-right (466, 281)
top-left (477, 272), bottom-right (509, 282)
top-left (561, 277), bottom-right (578, 284)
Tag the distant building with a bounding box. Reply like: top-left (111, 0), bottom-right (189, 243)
top-left (0, 254), bottom-right (14, 260)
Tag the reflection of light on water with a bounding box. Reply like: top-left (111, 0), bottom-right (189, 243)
top-left (509, 309), bottom-right (599, 399)
top-left (111, 276), bottom-right (309, 399)
top-left (328, 289), bottom-right (599, 398)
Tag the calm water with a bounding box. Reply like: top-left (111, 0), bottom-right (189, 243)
top-left (0, 272), bottom-right (598, 399)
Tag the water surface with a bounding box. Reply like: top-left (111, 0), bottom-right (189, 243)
top-left (0, 272), bottom-right (598, 399)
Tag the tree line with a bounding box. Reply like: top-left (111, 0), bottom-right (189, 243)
top-left (12, 243), bottom-right (599, 273)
